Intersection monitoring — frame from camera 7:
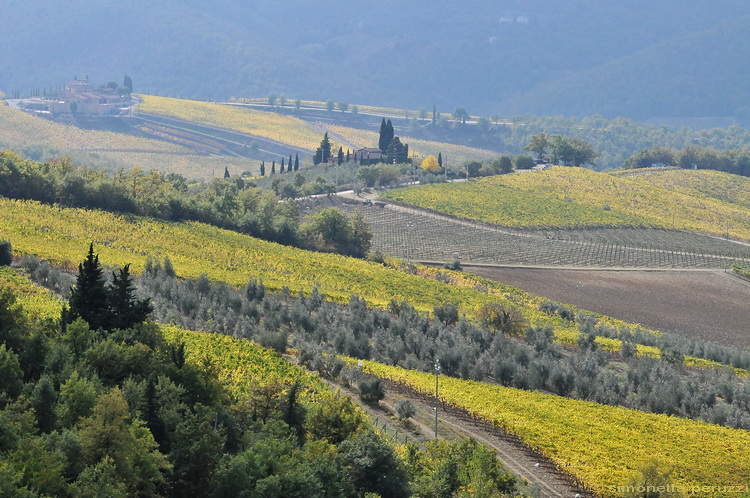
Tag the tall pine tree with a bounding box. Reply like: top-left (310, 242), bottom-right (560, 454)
top-left (107, 264), bottom-right (153, 331)
top-left (378, 119), bottom-right (388, 152)
top-left (67, 243), bottom-right (108, 330)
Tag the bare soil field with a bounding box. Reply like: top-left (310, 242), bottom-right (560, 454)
top-left (465, 266), bottom-right (750, 349)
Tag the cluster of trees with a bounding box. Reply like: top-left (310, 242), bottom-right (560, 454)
top-left (623, 145), bottom-right (750, 176)
top-left (62, 244), bottom-right (152, 332)
top-left (0, 151), bottom-right (372, 257)
top-left (257, 154), bottom-right (300, 176)
top-left (0, 151), bottom-right (301, 245)
top-left (523, 132), bottom-right (599, 167)
top-left (44, 257), bottom-right (742, 431)
top-left (0, 240), bottom-right (11, 266)
top-left (378, 119), bottom-right (410, 164)
top-left (301, 208), bottom-right (372, 258)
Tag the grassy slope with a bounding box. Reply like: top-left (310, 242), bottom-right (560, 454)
top-left (383, 167), bottom-right (750, 240)
top-left (137, 96), bottom-right (325, 151)
top-left (0, 102), bottom-right (188, 153)
top-left (356, 359), bottom-right (750, 497)
top-left (0, 102), bottom-right (260, 179)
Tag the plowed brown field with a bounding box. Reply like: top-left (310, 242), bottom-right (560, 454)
top-left (465, 266), bottom-right (750, 349)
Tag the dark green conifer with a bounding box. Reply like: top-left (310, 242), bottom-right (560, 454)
top-left (68, 243), bottom-right (108, 330)
top-left (107, 264), bottom-right (153, 330)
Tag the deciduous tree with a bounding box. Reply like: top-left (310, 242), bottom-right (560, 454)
top-left (421, 155), bottom-right (439, 172)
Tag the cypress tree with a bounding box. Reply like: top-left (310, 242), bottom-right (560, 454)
top-left (107, 264), bottom-right (153, 331)
top-left (289, 155), bottom-right (293, 172)
top-left (280, 159), bottom-right (285, 173)
top-left (321, 133), bottom-right (332, 163)
top-left (378, 118), bottom-right (388, 152)
top-left (337, 147), bottom-right (344, 165)
top-left (68, 243), bottom-right (108, 330)
top-left (438, 152), bottom-right (443, 169)
top-left (346, 149), bottom-right (350, 162)
top-left (271, 161), bottom-right (276, 174)
top-left (223, 166), bottom-right (230, 178)
top-left (260, 161), bottom-right (266, 176)
top-left (294, 154), bottom-right (299, 171)
top-left (381, 120), bottom-right (394, 152)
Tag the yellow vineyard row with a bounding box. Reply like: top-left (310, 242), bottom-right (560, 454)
top-left (160, 325), bottom-right (321, 400)
top-left (0, 266), bottom-right (63, 322)
top-left (355, 359), bottom-right (750, 497)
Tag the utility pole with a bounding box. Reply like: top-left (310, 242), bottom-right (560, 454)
top-left (434, 358), bottom-right (441, 438)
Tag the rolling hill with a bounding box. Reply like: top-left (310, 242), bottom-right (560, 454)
top-left (383, 167), bottom-right (750, 241)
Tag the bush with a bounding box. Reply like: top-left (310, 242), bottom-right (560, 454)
top-left (477, 303), bottom-right (528, 335)
top-left (433, 302), bottom-right (459, 325)
top-left (358, 376), bottom-right (385, 404)
top-left (394, 399), bottom-right (416, 421)
top-left (514, 154), bottom-right (536, 170)
top-left (443, 259), bottom-right (462, 271)
top-left (0, 240), bottom-right (12, 266)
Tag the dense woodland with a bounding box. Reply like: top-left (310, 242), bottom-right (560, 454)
top-left (0, 249), bottom-right (520, 497)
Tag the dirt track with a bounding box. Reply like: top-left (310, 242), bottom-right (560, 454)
top-left (465, 266), bottom-right (750, 349)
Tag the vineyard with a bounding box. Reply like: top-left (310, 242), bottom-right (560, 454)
top-left (323, 123), bottom-right (498, 164)
top-left (338, 201), bottom-right (750, 268)
top-left (0, 266), bottom-right (63, 321)
top-left (137, 95), bottom-right (325, 152)
top-left (160, 325), bottom-right (322, 400)
top-left (98, 150), bottom-right (257, 179)
top-left (355, 359), bottom-right (750, 497)
top-left (4, 198), bottom-right (745, 374)
top-left (383, 167), bottom-right (750, 241)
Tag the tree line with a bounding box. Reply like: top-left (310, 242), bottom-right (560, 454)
top-left (623, 144), bottom-right (750, 176)
top-left (0, 151), bottom-right (372, 257)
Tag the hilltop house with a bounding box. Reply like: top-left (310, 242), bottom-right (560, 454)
top-left (49, 78), bottom-right (133, 116)
top-left (356, 148), bottom-right (384, 166)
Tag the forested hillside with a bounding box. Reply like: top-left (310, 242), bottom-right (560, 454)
top-left (2, 1), bottom-right (749, 120)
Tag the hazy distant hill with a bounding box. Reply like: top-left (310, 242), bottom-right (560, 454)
top-left (2, 0), bottom-right (748, 120)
